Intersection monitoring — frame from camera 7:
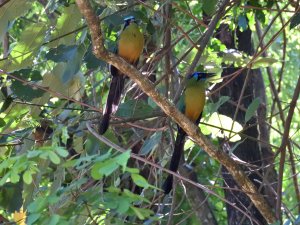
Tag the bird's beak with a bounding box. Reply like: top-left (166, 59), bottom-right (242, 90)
top-left (205, 73), bottom-right (216, 78)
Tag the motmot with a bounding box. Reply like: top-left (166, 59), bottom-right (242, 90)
top-left (163, 72), bottom-right (215, 194)
top-left (99, 16), bottom-right (144, 134)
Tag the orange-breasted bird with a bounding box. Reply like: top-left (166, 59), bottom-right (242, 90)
top-left (163, 72), bottom-right (215, 194)
top-left (99, 16), bottom-right (144, 134)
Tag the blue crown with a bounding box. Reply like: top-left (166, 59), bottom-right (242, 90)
top-left (124, 16), bottom-right (135, 21)
top-left (190, 72), bottom-right (215, 80)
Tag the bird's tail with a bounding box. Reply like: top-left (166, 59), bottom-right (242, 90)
top-left (163, 128), bottom-right (186, 194)
top-left (99, 74), bottom-right (125, 134)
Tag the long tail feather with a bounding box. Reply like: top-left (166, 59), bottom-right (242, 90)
top-left (163, 128), bottom-right (186, 194)
top-left (99, 72), bottom-right (125, 135)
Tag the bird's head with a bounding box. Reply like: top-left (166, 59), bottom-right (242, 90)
top-left (124, 16), bottom-right (136, 27)
top-left (188, 72), bottom-right (216, 82)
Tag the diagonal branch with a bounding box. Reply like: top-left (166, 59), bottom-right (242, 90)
top-left (275, 74), bottom-right (300, 219)
top-left (174, 0), bottom-right (232, 102)
top-left (75, 0), bottom-right (276, 223)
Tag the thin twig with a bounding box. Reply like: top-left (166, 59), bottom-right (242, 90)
top-left (174, 0), bottom-right (232, 102)
top-left (275, 74), bottom-right (300, 219)
top-left (86, 122), bottom-right (261, 224)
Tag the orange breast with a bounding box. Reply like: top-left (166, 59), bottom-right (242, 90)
top-left (184, 86), bottom-right (205, 122)
top-left (118, 23), bottom-right (144, 64)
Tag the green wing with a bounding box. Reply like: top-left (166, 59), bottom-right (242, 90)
top-left (176, 94), bottom-right (185, 114)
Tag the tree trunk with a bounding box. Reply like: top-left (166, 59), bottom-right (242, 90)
top-left (212, 24), bottom-right (276, 225)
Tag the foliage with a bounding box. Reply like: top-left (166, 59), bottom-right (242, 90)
top-left (0, 0), bottom-right (299, 224)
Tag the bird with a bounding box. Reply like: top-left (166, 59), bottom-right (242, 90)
top-left (163, 72), bottom-right (216, 194)
top-left (99, 16), bottom-right (144, 134)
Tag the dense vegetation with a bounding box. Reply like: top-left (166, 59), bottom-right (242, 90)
top-left (0, 0), bottom-right (300, 224)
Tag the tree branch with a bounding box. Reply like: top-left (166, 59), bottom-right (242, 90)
top-left (174, 0), bottom-right (232, 102)
top-left (275, 74), bottom-right (300, 219)
top-left (75, 0), bottom-right (276, 223)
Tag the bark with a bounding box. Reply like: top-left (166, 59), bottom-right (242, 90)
top-left (213, 23), bottom-right (275, 224)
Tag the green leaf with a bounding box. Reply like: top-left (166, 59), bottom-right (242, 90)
top-left (61, 45), bottom-right (86, 83)
top-left (91, 159), bottom-right (118, 180)
top-left (27, 150), bottom-right (42, 158)
top-left (63, 159), bottom-right (76, 168)
top-left (46, 195), bottom-right (60, 205)
top-left (48, 214), bottom-right (60, 225)
top-left (129, 206), bottom-right (153, 220)
top-left (106, 186), bottom-right (121, 193)
top-left (114, 150), bottom-right (131, 172)
top-left (48, 151), bottom-right (61, 164)
top-left (91, 151), bottom-right (130, 179)
top-left (75, 153), bottom-right (110, 170)
top-left (207, 96), bottom-right (230, 114)
top-left (10, 171), bottom-right (20, 183)
top-left (27, 213), bottom-right (40, 225)
top-left (93, 151), bottom-right (112, 163)
top-left (83, 45), bottom-right (106, 69)
top-left (11, 80), bottom-right (44, 101)
top-left (42, 64), bottom-right (85, 99)
top-left (250, 57), bottom-right (277, 69)
top-left (290, 12), bottom-right (300, 30)
top-left (130, 206), bottom-right (145, 220)
top-left (146, 20), bottom-right (155, 35)
top-left (10, 69), bottom-right (44, 101)
top-left (103, 12), bottom-right (125, 27)
top-left (199, 122), bottom-right (212, 135)
top-left (0, 0), bottom-right (32, 40)
top-left (255, 10), bottom-right (266, 24)
top-left (222, 49), bottom-right (243, 64)
top-left (27, 197), bottom-right (47, 213)
top-left (0, 173), bottom-right (10, 186)
top-left (23, 170), bottom-right (33, 184)
top-left (245, 98), bottom-right (260, 123)
top-left (0, 160), bottom-right (10, 173)
top-left (116, 100), bottom-right (153, 118)
top-left (0, 118), bottom-right (6, 127)
top-left (125, 167), bottom-right (140, 174)
top-left (55, 147), bottom-right (69, 158)
top-left (116, 196), bottom-right (131, 213)
top-left (49, 4), bottom-right (83, 47)
top-left (1, 23), bottom-right (48, 72)
top-left (103, 193), bottom-right (119, 209)
top-left (60, 126), bottom-right (70, 145)
top-left (131, 174), bottom-right (149, 188)
top-left (207, 112), bottom-right (243, 142)
top-left (85, 134), bottom-right (101, 155)
top-left (203, 0), bottom-right (217, 15)
top-left (140, 132), bottom-right (162, 155)
top-left (46, 45), bottom-right (78, 62)
top-left (12, 69), bottom-right (43, 81)
top-left (39, 152), bottom-right (49, 160)
top-left (0, 96), bottom-right (13, 113)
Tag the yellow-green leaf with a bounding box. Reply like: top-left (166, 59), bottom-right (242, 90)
top-left (1, 23), bottom-right (48, 72)
top-left (207, 112), bottom-right (243, 142)
top-left (23, 170), bottom-right (33, 184)
top-left (245, 98), bottom-right (260, 123)
top-left (249, 57), bottom-right (277, 69)
top-left (0, 0), bottom-right (32, 40)
top-left (131, 174), bottom-right (149, 188)
top-left (49, 5), bottom-right (82, 47)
